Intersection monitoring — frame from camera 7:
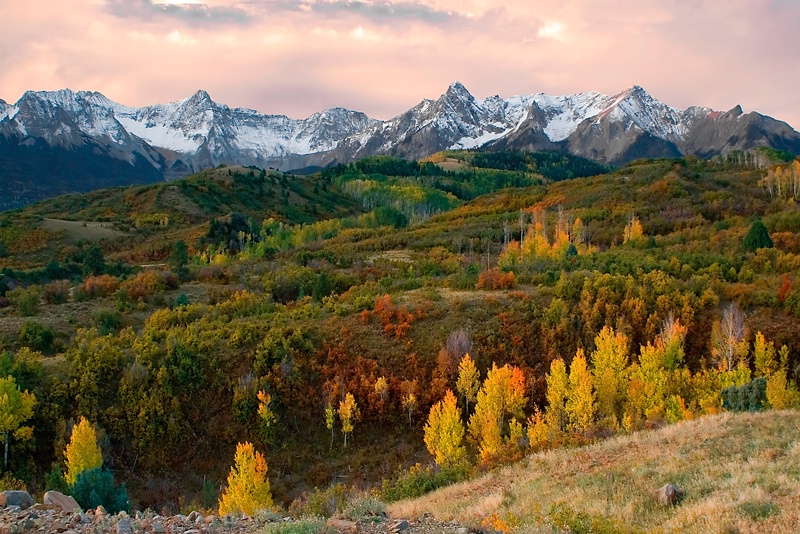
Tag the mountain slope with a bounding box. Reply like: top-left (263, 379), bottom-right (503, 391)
top-left (2, 84), bottom-right (800, 209)
top-left (389, 411), bottom-right (800, 533)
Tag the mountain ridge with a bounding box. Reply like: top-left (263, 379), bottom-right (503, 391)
top-left (2, 83), bottom-right (799, 209)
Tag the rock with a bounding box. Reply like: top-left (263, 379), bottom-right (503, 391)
top-left (116, 517), bottom-right (132, 534)
top-left (204, 515), bottom-right (216, 524)
top-left (187, 510), bottom-right (201, 523)
top-left (95, 505), bottom-right (107, 518)
top-left (655, 483), bottom-right (684, 506)
top-left (2, 491), bottom-right (34, 510)
top-left (390, 519), bottom-right (410, 532)
top-left (456, 528), bottom-right (469, 534)
top-left (43, 491), bottom-right (81, 513)
top-left (21, 518), bottom-right (35, 530)
top-left (31, 503), bottom-right (59, 511)
top-left (326, 518), bottom-right (358, 532)
top-left (153, 520), bottom-right (166, 534)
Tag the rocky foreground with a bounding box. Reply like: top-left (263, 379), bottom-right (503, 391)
top-left (0, 491), bottom-right (468, 534)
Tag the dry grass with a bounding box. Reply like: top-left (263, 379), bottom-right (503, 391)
top-left (41, 218), bottom-right (126, 242)
top-left (388, 411), bottom-right (800, 533)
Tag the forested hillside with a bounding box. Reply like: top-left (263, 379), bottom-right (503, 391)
top-left (0, 149), bottom-right (798, 521)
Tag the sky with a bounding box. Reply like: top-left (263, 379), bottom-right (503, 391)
top-left (1, 0), bottom-right (799, 128)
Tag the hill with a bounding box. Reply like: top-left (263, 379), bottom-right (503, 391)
top-left (0, 152), bottom-right (799, 515)
top-left (388, 410), bottom-right (800, 533)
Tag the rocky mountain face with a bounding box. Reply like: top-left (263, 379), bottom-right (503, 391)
top-left (2, 83), bottom-right (799, 209)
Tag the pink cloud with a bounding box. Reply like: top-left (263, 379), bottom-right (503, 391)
top-left (0, 0), bottom-right (798, 129)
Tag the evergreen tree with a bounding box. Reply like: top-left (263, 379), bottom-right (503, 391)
top-left (742, 219), bottom-right (773, 252)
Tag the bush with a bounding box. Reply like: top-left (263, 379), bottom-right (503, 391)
top-left (120, 270), bottom-right (179, 301)
top-left (721, 377), bottom-right (767, 412)
top-left (91, 309), bottom-right (122, 335)
top-left (71, 467), bottom-right (130, 514)
top-left (77, 275), bottom-right (120, 301)
top-left (7, 286), bottom-right (40, 316)
top-left (288, 484), bottom-right (349, 518)
top-left (476, 269), bottom-right (516, 290)
top-left (381, 462), bottom-right (471, 502)
top-left (42, 280), bottom-right (71, 304)
top-left (18, 320), bottom-right (55, 352)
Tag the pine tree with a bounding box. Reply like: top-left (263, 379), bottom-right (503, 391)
top-left (456, 354), bottom-right (479, 415)
top-left (218, 442), bottom-right (272, 516)
top-left (566, 349), bottom-right (595, 433)
top-left (64, 416), bottom-right (102, 485)
top-left (0, 376), bottom-right (36, 472)
top-left (423, 390), bottom-right (466, 466)
top-left (742, 219), bottom-right (773, 252)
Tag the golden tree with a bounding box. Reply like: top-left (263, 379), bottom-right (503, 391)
top-left (623, 214), bottom-right (644, 244)
top-left (339, 393), bottom-right (360, 448)
top-left (544, 358), bottom-right (568, 436)
top-left (468, 363), bottom-right (527, 462)
top-left (64, 416), bottom-right (102, 485)
top-left (456, 354), bottom-right (479, 415)
top-left (218, 442), bottom-right (272, 516)
top-left (566, 349), bottom-right (595, 433)
top-left (591, 327), bottom-right (629, 429)
top-left (423, 390), bottom-right (466, 466)
top-left (325, 403), bottom-right (337, 449)
top-left (766, 346), bottom-right (800, 409)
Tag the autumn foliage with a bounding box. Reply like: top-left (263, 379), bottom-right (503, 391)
top-left (218, 442), bottom-right (272, 516)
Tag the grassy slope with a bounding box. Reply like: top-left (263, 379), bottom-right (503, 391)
top-left (388, 411), bottom-right (800, 533)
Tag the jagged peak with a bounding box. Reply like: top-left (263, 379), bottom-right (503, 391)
top-left (444, 81), bottom-right (474, 100)
top-left (723, 105), bottom-right (744, 119)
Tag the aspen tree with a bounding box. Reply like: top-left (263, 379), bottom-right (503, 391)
top-left (423, 390), bottom-right (466, 466)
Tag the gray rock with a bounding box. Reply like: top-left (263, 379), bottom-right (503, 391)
top-left (43, 491), bottom-right (81, 513)
top-left (656, 483), bottom-right (684, 506)
top-left (153, 520), bottom-right (166, 534)
top-left (187, 510), bottom-right (201, 523)
top-left (116, 517), bottom-right (132, 534)
top-left (391, 519), bottom-right (410, 532)
top-left (2, 490), bottom-right (34, 509)
top-left (456, 528), bottom-right (469, 534)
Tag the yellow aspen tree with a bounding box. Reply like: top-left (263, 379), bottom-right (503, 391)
top-left (325, 403), bottom-right (337, 449)
top-left (544, 358), bottom-right (568, 436)
top-left (0, 376), bottom-right (36, 472)
top-left (468, 363), bottom-right (527, 462)
top-left (566, 349), bottom-right (595, 433)
top-left (423, 390), bottom-right (466, 466)
top-left (339, 393), bottom-right (359, 448)
top-left (752, 332), bottom-right (777, 378)
top-left (374, 376), bottom-right (389, 403)
top-left (526, 407), bottom-right (548, 448)
top-left (218, 442), bottom-right (272, 516)
top-left (623, 214), bottom-right (644, 244)
top-left (766, 346), bottom-right (800, 409)
top-left (591, 327), bottom-right (629, 429)
top-left (64, 416), bottom-right (102, 486)
top-left (456, 354), bottom-right (479, 415)
top-left (257, 391), bottom-right (277, 443)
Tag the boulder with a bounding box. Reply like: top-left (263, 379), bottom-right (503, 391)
top-left (655, 483), bottom-right (684, 506)
top-left (43, 491), bottom-right (81, 513)
top-left (390, 519), bottom-right (410, 532)
top-left (116, 517), bottom-right (132, 534)
top-left (2, 491), bottom-right (34, 509)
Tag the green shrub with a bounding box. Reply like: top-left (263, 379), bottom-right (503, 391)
top-left (288, 483), bottom-right (349, 518)
top-left (91, 309), bottom-right (122, 335)
top-left (44, 463), bottom-right (70, 494)
top-left (7, 286), bottom-right (41, 316)
top-left (381, 462), bottom-right (471, 502)
top-left (262, 518), bottom-right (334, 534)
top-left (18, 320), bottom-right (55, 352)
top-left (71, 467), bottom-right (130, 514)
top-left (721, 377), bottom-right (767, 412)
top-left (341, 494), bottom-right (386, 521)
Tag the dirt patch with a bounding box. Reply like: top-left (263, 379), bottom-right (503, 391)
top-left (41, 218), bottom-right (126, 242)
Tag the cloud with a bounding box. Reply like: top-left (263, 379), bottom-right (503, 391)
top-left (105, 0), bottom-right (252, 25)
top-left (268, 0), bottom-right (460, 24)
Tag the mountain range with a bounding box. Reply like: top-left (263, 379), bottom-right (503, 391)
top-left (2, 82), bottom-right (799, 209)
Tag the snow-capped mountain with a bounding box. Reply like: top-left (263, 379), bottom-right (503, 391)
top-left (2, 83), bottom-right (800, 208)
